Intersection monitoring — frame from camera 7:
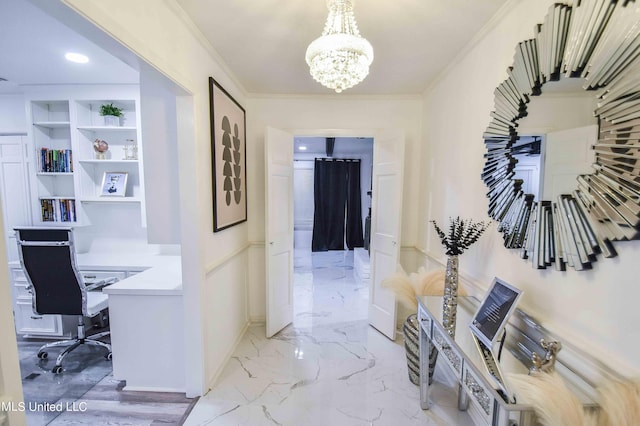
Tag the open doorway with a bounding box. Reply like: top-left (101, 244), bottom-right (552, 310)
top-left (266, 127), bottom-right (404, 340)
top-left (0, 0), bottom-right (196, 422)
top-left (291, 137), bottom-right (373, 327)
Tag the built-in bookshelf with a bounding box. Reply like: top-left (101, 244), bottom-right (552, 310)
top-left (30, 100), bottom-right (75, 225)
top-left (26, 93), bottom-right (144, 226)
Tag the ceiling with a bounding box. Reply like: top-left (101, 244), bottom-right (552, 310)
top-left (177, 0), bottom-right (509, 95)
top-left (0, 0), bottom-right (138, 94)
top-left (0, 0), bottom-right (509, 96)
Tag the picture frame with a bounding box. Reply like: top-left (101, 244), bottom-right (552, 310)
top-left (209, 77), bottom-right (247, 232)
top-left (100, 172), bottom-right (128, 197)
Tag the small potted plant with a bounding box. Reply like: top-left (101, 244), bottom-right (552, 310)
top-left (99, 103), bottom-right (123, 127)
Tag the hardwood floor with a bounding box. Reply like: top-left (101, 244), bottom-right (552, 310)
top-left (17, 336), bottom-right (197, 425)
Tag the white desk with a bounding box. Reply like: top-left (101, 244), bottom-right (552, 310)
top-left (101, 255), bottom-right (185, 393)
top-left (9, 252), bottom-right (185, 393)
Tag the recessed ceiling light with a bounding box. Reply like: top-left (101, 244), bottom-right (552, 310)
top-left (65, 52), bottom-right (89, 64)
top-left (299, 146), bottom-right (307, 151)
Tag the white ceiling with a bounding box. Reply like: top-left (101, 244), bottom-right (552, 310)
top-left (177, 0), bottom-right (509, 95)
top-left (0, 0), bottom-right (509, 96)
top-left (0, 0), bottom-right (138, 94)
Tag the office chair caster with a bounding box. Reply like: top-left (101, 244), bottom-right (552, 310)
top-left (52, 365), bottom-right (63, 374)
top-left (37, 351), bottom-right (48, 360)
top-left (106, 352), bottom-right (112, 360)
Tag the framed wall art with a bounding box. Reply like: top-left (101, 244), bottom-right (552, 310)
top-left (100, 172), bottom-right (128, 197)
top-left (209, 77), bottom-right (247, 232)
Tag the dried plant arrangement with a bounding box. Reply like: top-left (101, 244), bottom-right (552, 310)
top-left (431, 216), bottom-right (490, 256)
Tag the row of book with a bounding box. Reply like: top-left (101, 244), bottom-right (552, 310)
top-left (483, 1), bottom-right (640, 271)
top-left (40, 148), bottom-right (73, 173)
top-left (40, 198), bottom-right (76, 223)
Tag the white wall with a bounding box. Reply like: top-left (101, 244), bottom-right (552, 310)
top-left (246, 96), bottom-right (422, 322)
top-left (0, 212), bottom-right (25, 426)
top-left (0, 99), bottom-right (25, 420)
top-left (140, 63), bottom-right (181, 244)
top-left (420, 0), bottom-right (640, 377)
top-left (0, 94), bottom-right (27, 134)
top-left (61, 0), bottom-right (250, 396)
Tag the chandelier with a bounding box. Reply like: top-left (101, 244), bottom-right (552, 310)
top-left (305, 0), bottom-right (374, 93)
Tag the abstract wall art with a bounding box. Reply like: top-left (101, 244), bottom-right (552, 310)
top-left (209, 77), bottom-right (247, 232)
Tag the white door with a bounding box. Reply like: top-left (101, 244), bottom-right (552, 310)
top-left (543, 125), bottom-right (597, 200)
top-left (0, 135), bottom-right (31, 262)
top-left (265, 127), bottom-right (294, 338)
top-left (369, 130), bottom-right (405, 340)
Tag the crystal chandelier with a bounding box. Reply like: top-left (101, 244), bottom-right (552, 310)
top-left (305, 0), bottom-right (374, 93)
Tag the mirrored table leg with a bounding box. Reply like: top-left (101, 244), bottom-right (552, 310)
top-left (458, 383), bottom-right (470, 410)
top-left (419, 317), bottom-right (432, 410)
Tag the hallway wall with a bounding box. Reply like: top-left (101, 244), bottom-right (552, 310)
top-left (419, 0), bottom-right (640, 377)
top-left (60, 0), bottom-right (250, 395)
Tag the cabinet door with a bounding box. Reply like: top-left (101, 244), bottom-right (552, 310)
top-left (0, 136), bottom-right (31, 262)
top-left (14, 300), bottom-right (61, 335)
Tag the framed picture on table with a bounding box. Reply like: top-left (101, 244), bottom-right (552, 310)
top-left (209, 77), bottom-right (247, 232)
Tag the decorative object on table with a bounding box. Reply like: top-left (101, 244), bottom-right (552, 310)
top-left (509, 371), bottom-right (591, 426)
top-left (123, 139), bottom-right (138, 160)
top-left (305, 0), bottom-right (374, 93)
top-left (93, 138), bottom-right (109, 160)
top-left (431, 216), bottom-right (489, 338)
top-left (596, 377), bottom-right (640, 426)
top-left (100, 172), bottom-right (128, 197)
top-left (99, 103), bottom-right (122, 127)
top-left (209, 77), bottom-right (247, 232)
top-left (531, 339), bottom-right (562, 373)
top-left (382, 266), bottom-right (466, 385)
top-left (510, 371), bottom-right (640, 426)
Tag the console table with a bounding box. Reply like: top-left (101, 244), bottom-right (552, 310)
top-left (417, 295), bottom-right (598, 425)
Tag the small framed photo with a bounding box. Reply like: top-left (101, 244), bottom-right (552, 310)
top-left (100, 172), bottom-right (128, 197)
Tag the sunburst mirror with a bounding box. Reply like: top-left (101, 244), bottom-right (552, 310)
top-left (483, 0), bottom-right (640, 271)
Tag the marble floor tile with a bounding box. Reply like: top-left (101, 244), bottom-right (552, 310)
top-left (185, 249), bottom-right (474, 426)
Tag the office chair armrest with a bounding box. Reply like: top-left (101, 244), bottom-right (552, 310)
top-left (84, 277), bottom-right (119, 291)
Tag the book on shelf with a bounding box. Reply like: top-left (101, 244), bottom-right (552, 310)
top-left (40, 198), bottom-right (76, 222)
top-left (39, 148), bottom-right (73, 173)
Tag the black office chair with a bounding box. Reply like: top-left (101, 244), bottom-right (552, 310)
top-left (15, 227), bottom-right (117, 374)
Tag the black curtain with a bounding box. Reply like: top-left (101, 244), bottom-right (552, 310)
top-left (312, 159), bottom-right (364, 251)
top-left (345, 161), bottom-right (364, 249)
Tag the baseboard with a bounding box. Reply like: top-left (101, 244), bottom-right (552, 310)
top-left (249, 316), bottom-right (266, 325)
top-left (122, 385), bottom-right (185, 393)
top-left (205, 320), bottom-right (251, 391)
